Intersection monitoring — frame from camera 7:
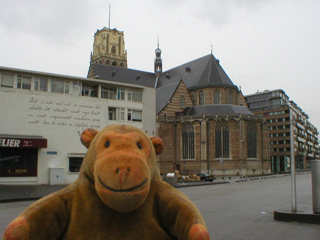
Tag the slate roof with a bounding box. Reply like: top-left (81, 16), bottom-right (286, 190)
top-left (182, 105), bottom-right (254, 116)
top-left (91, 64), bottom-right (156, 88)
top-left (156, 81), bottom-right (180, 114)
top-left (156, 54), bottom-right (238, 90)
top-left (91, 54), bottom-right (243, 114)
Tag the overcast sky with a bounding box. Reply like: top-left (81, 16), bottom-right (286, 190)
top-left (1, 0), bottom-right (320, 130)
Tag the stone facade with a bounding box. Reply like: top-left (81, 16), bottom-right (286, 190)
top-left (88, 27), bottom-right (127, 78)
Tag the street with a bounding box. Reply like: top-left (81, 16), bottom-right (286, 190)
top-left (1, 173), bottom-right (319, 239)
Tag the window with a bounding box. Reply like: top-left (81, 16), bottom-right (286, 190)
top-left (247, 123), bottom-right (257, 158)
top-left (118, 88), bottom-right (125, 100)
top-left (182, 123), bottom-right (195, 159)
top-left (111, 46), bottom-right (117, 54)
top-left (199, 90), bottom-right (204, 105)
top-left (180, 95), bottom-right (185, 108)
top-left (69, 157), bottom-right (84, 172)
top-left (228, 90), bottom-right (233, 104)
top-left (214, 89), bottom-right (221, 104)
top-left (51, 79), bottom-right (67, 93)
top-left (215, 123), bottom-right (229, 158)
top-left (128, 109), bottom-right (142, 122)
top-left (118, 108), bottom-right (125, 121)
top-left (108, 107), bottom-right (116, 120)
top-left (34, 77), bottom-right (48, 91)
top-left (128, 89), bottom-right (142, 102)
top-left (82, 84), bottom-right (96, 97)
top-left (64, 83), bottom-right (70, 94)
top-left (1, 73), bottom-right (14, 88)
top-left (101, 87), bottom-right (116, 99)
top-left (0, 148), bottom-right (37, 177)
top-left (17, 75), bottom-right (31, 90)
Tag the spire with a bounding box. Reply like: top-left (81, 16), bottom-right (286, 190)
top-left (108, 5), bottom-right (111, 29)
top-left (154, 37), bottom-right (162, 76)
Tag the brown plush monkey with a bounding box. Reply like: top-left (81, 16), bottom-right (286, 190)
top-left (3, 124), bottom-right (210, 240)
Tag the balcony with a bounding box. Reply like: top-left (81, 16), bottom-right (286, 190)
top-left (296, 122), bottom-right (305, 130)
top-left (297, 137), bottom-right (306, 143)
top-left (307, 141), bottom-right (313, 146)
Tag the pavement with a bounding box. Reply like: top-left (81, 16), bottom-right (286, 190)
top-left (1, 172), bottom-right (320, 239)
top-left (0, 172), bottom-right (300, 202)
top-left (1, 172), bottom-right (319, 225)
top-left (0, 180), bottom-right (228, 203)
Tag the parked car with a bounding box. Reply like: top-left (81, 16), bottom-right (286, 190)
top-left (197, 173), bottom-right (215, 182)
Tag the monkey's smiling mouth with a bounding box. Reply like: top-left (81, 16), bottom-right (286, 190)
top-left (98, 175), bottom-right (148, 193)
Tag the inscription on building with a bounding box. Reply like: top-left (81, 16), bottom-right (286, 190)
top-left (27, 97), bottom-right (102, 129)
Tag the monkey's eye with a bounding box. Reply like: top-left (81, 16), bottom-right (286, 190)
top-left (105, 141), bottom-right (110, 148)
top-left (137, 142), bottom-right (142, 149)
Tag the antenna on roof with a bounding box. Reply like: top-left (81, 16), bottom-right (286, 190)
top-left (108, 5), bottom-right (111, 28)
top-left (157, 36), bottom-right (160, 48)
top-left (211, 44), bottom-right (213, 54)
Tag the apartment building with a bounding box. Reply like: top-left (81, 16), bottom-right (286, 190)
top-left (245, 89), bottom-right (319, 173)
top-left (0, 66), bottom-right (156, 184)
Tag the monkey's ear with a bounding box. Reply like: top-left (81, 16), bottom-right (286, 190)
top-left (150, 136), bottom-right (164, 155)
top-left (81, 128), bottom-right (99, 148)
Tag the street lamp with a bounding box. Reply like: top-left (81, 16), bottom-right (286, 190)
top-left (290, 109), bottom-right (297, 212)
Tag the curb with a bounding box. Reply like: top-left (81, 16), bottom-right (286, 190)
top-left (274, 210), bottom-right (320, 225)
top-left (175, 181), bottom-right (229, 188)
top-left (0, 197), bottom-right (42, 203)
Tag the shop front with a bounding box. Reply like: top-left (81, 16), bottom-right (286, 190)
top-left (0, 135), bottom-right (47, 177)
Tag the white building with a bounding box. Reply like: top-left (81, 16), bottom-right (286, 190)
top-left (0, 66), bottom-right (156, 184)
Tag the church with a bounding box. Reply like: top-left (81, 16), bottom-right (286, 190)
top-left (87, 26), bottom-right (271, 177)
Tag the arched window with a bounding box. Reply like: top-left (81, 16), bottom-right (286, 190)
top-left (247, 123), bottom-right (257, 158)
top-left (106, 60), bottom-right (111, 65)
top-left (215, 123), bottom-right (229, 158)
top-left (182, 123), bottom-right (194, 159)
top-left (228, 90), bottom-right (233, 104)
top-left (214, 89), bottom-right (220, 104)
top-left (199, 90), bottom-right (204, 105)
top-left (120, 62), bottom-right (125, 67)
top-left (112, 61), bottom-right (118, 66)
top-left (180, 95), bottom-right (185, 108)
top-left (111, 46), bottom-right (117, 54)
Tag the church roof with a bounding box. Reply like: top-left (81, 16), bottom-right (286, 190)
top-left (156, 81), bottom-right (181, 114)
top-left (156, 54), bottom-right (238, 90)
top-left (90, 55), bottom-right (243, 115)
top-left (90, 64), bottom-right (155, 88)
top-left (182, 105), bottom-right (254, 116)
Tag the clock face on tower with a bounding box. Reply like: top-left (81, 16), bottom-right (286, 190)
top-left (111, 35), bottom-right (117, 43)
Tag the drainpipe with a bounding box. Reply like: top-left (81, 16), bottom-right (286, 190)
top-left (261, 122), bottom-right (264, 175)
top-left (207, 121), bottom-right (210, 174)
top-left (174, 122), bottom-right (177, 171)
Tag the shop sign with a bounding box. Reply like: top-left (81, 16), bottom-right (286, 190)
top-left (0, 137), bottom-right (47, 148)
top-left (0, 168), bottom-right (37, 177)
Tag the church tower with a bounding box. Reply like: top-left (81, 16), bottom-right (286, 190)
top-left (154, 40), bottom-right (162, 78)
top-left (87, 27), bottom-right (127, 78)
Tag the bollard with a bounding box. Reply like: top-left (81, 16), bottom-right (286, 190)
top-left (311, 160), bottom-right (320, 213)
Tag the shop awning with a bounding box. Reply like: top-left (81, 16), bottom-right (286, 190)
top-left (0, 134), bottom-right (47, 148)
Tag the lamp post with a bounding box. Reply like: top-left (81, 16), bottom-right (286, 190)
top-left (290, 109), bottom-right (297, 212)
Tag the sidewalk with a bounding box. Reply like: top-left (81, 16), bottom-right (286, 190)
top-left (0, 172), bottom-right (306, 203)
top-left (0, 181), bottom-right (228, 203)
